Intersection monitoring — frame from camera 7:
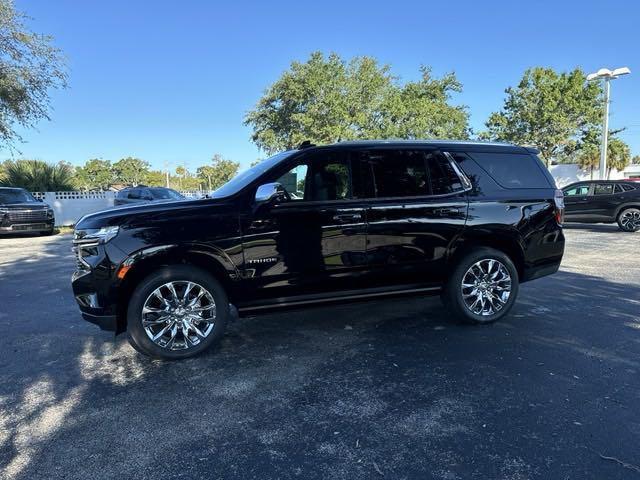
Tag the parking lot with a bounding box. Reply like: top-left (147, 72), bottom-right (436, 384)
top-left (0, 225), bottom-right (638, 480)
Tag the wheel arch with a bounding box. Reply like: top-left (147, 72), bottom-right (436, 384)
top-left (114, 244), bottom-right (240, 334)
top-left (614, 202), bottom-right (640, 219)
top-left (448, 229), bottom-right (526, 280)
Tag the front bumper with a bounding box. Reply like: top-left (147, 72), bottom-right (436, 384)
top-left (82, 312), bottom-right (117, 331)
top-left (0, 219), bottom-right (54, 234)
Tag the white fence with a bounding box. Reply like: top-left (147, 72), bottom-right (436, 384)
top-left (32, 190), bottom-right (207, 226)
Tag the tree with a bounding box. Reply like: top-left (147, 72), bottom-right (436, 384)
top-left (196, 154), bottom-right (239, 190)
top-left (606, 138), bottom-right (631, 179)
top-left (632, 155), bottom-right (640, 165)
top-left (0, 0), bottom-right (67, 150)
top-left (74, 159), bottom-right (113, 190)
top-left (0, 159), bottom-right (74, 191)
top-left (245, 52), bottom-right (469, 154)
top-left (483, 67), bottom-right (602, 165)
top-left (112, 157), bottom-right (149, 186)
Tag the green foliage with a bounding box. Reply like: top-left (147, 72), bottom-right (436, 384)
top-left (483, 67), bottom-right (602, 165)
top-left (74, 159), bottom-right (113, 190)
top-left (0, 159), bottom-right (74, 190)
top-left (631, 155), bottom-right (640, 165)
top-left (0, 0), bottom-right (67, 150)
top-left (245, 51), bottom-right (469, 154)
top-left (112, 157), bottom-right (150, 186)
top-left (196, 154), bottom-right (240, 190)
top-left (607, 137), bottom-right (631, 178)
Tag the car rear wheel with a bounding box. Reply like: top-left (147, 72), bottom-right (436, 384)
top-left (442, 248), bottom-right (519, 324)
top-left (617, 208), bottom-right (640, 232)
top-left (127, 265), bottom-right (229, 359)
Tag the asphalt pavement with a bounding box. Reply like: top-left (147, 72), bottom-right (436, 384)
top-left (0, 224), bottom-right (639, 479)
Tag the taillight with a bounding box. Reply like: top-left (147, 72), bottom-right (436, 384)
top-left (554, 189), bottom-right (564, 225)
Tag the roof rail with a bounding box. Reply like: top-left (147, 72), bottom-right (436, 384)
top-left (297, 140), bottom-right (316, 149)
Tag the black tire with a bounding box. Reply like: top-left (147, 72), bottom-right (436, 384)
top-left (126, 265), bottom-right (229, 359)
top-left (441, 247), bottom-right (519, 324)
top-left (616, 207), bottom-right (640, 232)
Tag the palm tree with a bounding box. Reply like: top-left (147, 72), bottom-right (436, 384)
top-left (0, 160), bottom-right (75, 191)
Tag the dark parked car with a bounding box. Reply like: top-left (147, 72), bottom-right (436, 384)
top-left (0, 187), bottom-right (55, 235)
top-left (114, 186), bottom-right (185, 206)
top-left (562, 180), bottom-right (640, 232)
top-left (72, 140), bottom-right (565, 359)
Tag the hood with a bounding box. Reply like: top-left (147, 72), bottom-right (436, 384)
top-left (75, 198), bottom-right (232, 230)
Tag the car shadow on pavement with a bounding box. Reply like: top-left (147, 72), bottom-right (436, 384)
top-left (0, 268), bottom-right (639, 479)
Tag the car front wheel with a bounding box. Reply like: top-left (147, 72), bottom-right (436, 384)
top-left (127, 265), bottom-right (229, 359)
top-left (617, 208), bottom-right (640, 232)
top-left (442, 248), bottom-right (519, 324)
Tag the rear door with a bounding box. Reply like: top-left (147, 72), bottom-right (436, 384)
top-left (241, 149), bottom-right (368, 303)
top-left (590, 183), bottom-right (619, 219)
top-left (359, 148), bottom-right (469, 286)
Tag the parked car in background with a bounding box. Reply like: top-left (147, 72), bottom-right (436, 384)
top-left (72, 140), bottom-right (565, 359)
top-left (0, 187), bottom-right (55, 235)
top-left (563, 180), bottom-right (640, 232)
top-left (114, 186), bottom-right (185, 206)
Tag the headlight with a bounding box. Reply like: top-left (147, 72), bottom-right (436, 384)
top-left (74, 226), bottom-right (120, 244)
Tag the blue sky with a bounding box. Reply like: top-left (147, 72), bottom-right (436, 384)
top-left (12, 0), bottom-right (639, 171)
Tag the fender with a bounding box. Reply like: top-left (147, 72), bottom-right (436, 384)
top-left (614, 201), bottom-right (640, 219)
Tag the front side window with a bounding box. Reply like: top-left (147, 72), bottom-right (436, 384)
top-left (564, 185), bottom-right (590, 196)
top-left (593, 184), bottom-right (614, 195)
top-left (274, 151), bottom-right (351, 202)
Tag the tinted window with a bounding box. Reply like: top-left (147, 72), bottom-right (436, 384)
top-left (593, 184), bottom-right (614, 195)
top-left (621, 183), bottom-right (636, 191)
top-left (468, 152), bottom-right (550, 189)
top-left (128, 189), bottom-right (141, 199)
top-left (273, 151), bottom-right (350, 201)
top-left (564, 185), bottom-right (590, 196)
top-left (427, 154), bottom-right (464, 195)
top-left (362, 149), bottom-right (429, 198)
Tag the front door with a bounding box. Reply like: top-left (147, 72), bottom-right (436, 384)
top-left (240, 150), bottom-right (368, 304)
top-left (354, 148), bottom-right (469, 287)
top-left (563, 183), bottom-right (592, 220)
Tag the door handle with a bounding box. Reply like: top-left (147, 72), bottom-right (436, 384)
top-left (332, 213), bottom-right (362, 222)
top-left (434, 207), bottom-right (463, 216)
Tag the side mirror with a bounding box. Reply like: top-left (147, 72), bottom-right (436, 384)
top-left (255, 182), bottom-right (287, 204)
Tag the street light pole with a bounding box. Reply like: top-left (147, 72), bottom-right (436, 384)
top-left (586, 67), bottom-right (631, 180)
top-left (599, 77), bottom-right (610, 180)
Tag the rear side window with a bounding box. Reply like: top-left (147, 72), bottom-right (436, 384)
top-left (366, 149), bottom-right (429, 198)
top-left (593, 184), bottom-right (614, 195)
top-left (467, 152), bottom-right (551, 189)
top-left (353, 149), bottom-right (465, 198)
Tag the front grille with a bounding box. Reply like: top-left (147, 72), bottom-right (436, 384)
top-left (8, 209), bottom-right (48, 222)
top-left (73, 246), bottom-right (89, 271)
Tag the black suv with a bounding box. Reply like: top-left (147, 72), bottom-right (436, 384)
top-left (562, 180), bottom-right (640, 232)
top-left (114, 186), bottom-right (185, 206)
top-left (72, 141), bottom-right (565, 359)
top-left (0, 187), bottom-right (55, 235)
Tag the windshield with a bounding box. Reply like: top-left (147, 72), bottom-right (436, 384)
top-left (0, 189), bottom-right (36, 204)
top-left (210, 150), bottom-right (296, 198)
top-left (151, 188), bottom-right (184, 200)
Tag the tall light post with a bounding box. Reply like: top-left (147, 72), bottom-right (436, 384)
top-left (586, 67), bottom-right (631, 179)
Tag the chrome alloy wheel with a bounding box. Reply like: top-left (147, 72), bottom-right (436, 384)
top-left (620, 209), bottom-right (640, 231)
top-left (461, 259), bottom-right (512, 316)
top-left (141, 281), bottom-right (216, 350)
